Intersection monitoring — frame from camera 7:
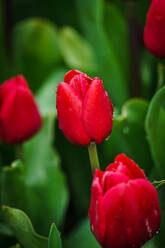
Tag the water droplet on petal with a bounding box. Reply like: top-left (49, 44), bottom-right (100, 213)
top-left (145, 219), bottom-right (152, 238)
top-left (154, 209), bottom-right (158, 216)
top-left (154, 15), bottom-right (164, 21)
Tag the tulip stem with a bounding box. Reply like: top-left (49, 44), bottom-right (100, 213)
top-left (157, 63), bottom-right (165, 89)
top-left (88, 142), bottom-right (100, 175)
top-left (15, 143), bottom-right (24, 161)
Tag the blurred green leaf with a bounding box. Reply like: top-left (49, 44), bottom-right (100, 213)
top-left (145, 86), bottom-right (165, 248)
top-left (75, 0), bottom-right (129, 106)
top-left (36, 68), bottom-right (66, 117)
top-left (58, 27), bottom-right (97, 73)
top-left (48, 223), bottom-right (62, 248)
top-left (12, 18), bottom-right (62, 91)
top-left (14, 18), bottom-right (61, 63)
top-left (24, 114), bottom-right (69, 235)
top-left (145, 86), bottom-right (165, 175)
top-left (55, 130), bottom-right (91, 217)
top-left (0, 0), bottom-right (10, 82)
top-left (10, 244), bottom-right (21, 248)
top-left (0, 223), bottom-right (13, 236)
top-left (141, 51), bottom-right (157, 100)
top-left (1, 160), bottom-right (27, 212)
top-left (102, 98), bottom-right (153, 173)
top-left (12, 0), bottom-right (77, 28)
top-left (103, 2), bottom-right (130, 81)
top-left (2, 206), bottom-right (48, 248)
top-left (1, 115), bottom-right (69, 236)
top-left (142, 240), bottom-right (157, 248)
top-left (64, 218), bottom-right (100, 248)
top-left (136, 0), bottom-right (150, 26)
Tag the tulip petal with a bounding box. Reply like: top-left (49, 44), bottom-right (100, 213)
top-left (129, 179), bottom-right (161, 243)
top-left (56, 83), bottom-right (90, 145)
top-left (64, 70), bottom-right (91, 84)
top-left (0, 88), bottom-right (41, 143)
top-left (0, 75), bottom-right (29, 103)
top-left (101, 171), bottom-right (130, 193)
top-left (105, 162), bottom-right (135, 180)
top-left (70, 74), bottom-right (90, 100)
top-left (83, 78), bottom-right (113, 144)
top-left (144, 0), bottom-right (165, 58)
top-left (103, 179), bottom-right (160, 248)
top-left (103, 182), bottom-right (135, 248)
top-left (88, 170), bottom-right (106, 245)
top-left (114, 153), bottom-right (146, 179)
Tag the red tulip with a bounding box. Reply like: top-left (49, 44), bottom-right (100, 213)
top-left (0, 75), bottom-right (42, 144)
top-left (144, 0), bottom-right (165, 58)
top-left (89, 154), bottom-right (161, 248)
top-left (56, 70), bottom-right (113, 146)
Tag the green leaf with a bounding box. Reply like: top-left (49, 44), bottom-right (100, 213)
top-left (12, 0), bottom-right (77, 29)
top-left (102, 98), bottom-right (153, 173)
top-left (58, 27), bottom-right (97, 73)
top-left (48, 223), bottom-right (62, 248)
top-left (74, 0), bottom-right (129, 106)
top-left (1, 115), bottom-right (69, 235)
top-left (103, 2), bottom-right (130, 82)
top-left (10, 244), bottom-right (21, 248)
top-left (64, 218), bottom-right (100, 248)
top-left (55, 131), bottom-right (91, 217)
top-left (12, 18), bottom-right (62, 91)
top-left (1, 160), bottom-right (28, 212)
top-left (36, 68), bottom-right (66, 117)
top-left (142, 240), bottom-right (157, 248)
top-left (0, 223), bottom-right (13, 236)
top-left (0, 0), bottom-right (11, 82)
top-left (24, 114), bottom-right (57, 183)
top-left (24, 114), bottom-right (69, 235)
top-left (2, 206), bottom-right (48, 248)
top-left (141, 51), bottom-right (157, 100)
top-left (145, 86), bottom-right (165, 248)
top-left (145, 86), bottom-right (165, 175)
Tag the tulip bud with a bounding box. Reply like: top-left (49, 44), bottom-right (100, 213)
top-left (144, 0), bottom-right (165, 58)
top-left (89, 154), bottom-right (161, 248)
top-left (0, 75), bottom-right (42, 144)
top-left (56, 70), bottom-right (113, 146)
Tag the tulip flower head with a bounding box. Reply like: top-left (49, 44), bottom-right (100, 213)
top-left (0, 75), bottom-right (42, 144)
top-left (89, 154), bottom-right (161, 248)
top-left (56, 70), bottom-right (113, 146)
top-left (144, 0), bottom-right (165, 58)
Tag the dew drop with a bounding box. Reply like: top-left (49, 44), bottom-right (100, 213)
top-left (154, 15), bottom-right (164, 22)
top-left (123, 126), bottom-right (129, 134)
top-left (145, 219), bottom-right (152, 238)
top-left (154, 209), bottom-right (158, 216)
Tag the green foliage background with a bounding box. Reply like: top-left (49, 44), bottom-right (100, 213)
top-left (0, 0), bottom-right (165, 247)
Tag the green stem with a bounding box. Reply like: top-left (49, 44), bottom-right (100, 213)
top-left (88, 142), bottom-right (100, 175)
top-left (157, 63), bottom-right (165, 89)
top-left (152, 180), bottom-right (165, 190)
top-left (15, 143), bottom-right (24, 161)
